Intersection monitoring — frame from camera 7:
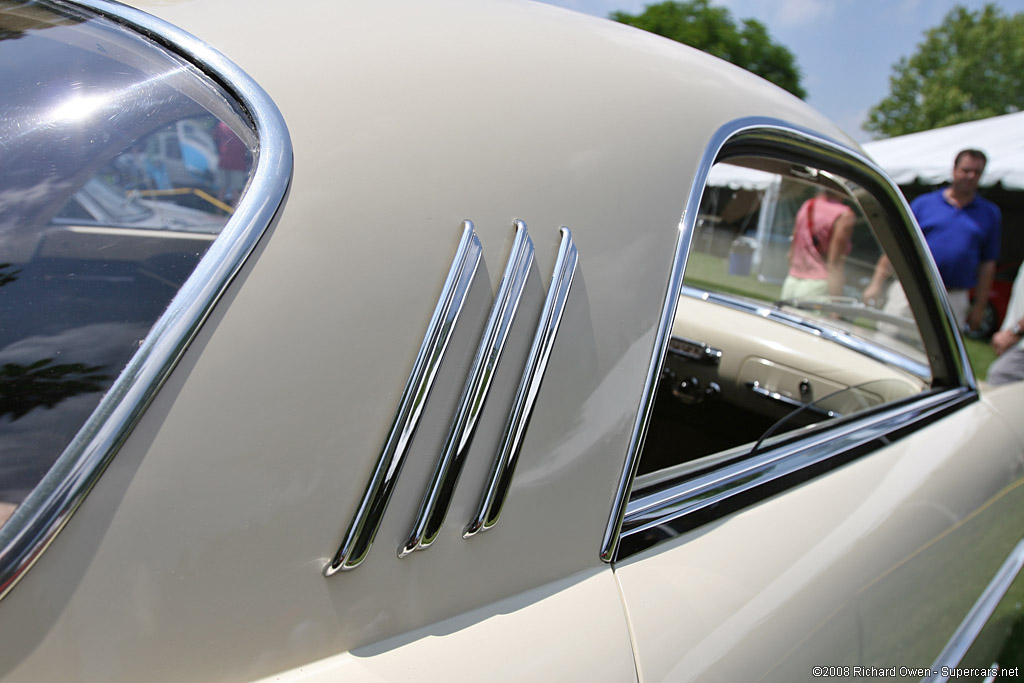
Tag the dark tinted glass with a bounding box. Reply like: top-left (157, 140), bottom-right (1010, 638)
top-left (0, 2), bottom-right (257, 526)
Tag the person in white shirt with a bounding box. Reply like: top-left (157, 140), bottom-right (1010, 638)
top-left (987, 262), bottom-right (1024, 385)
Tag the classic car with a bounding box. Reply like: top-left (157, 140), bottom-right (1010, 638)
top-left (1, 0), bottom-right (1023, 681)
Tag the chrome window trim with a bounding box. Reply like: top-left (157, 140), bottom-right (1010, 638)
top-left (682, 286), bottom-right (932, 381)
top-left (464, 227), bottom-right (578, 538)
top-left (600, 116), bottom-right (974, 564)
top-left (925, 539), bottom-right (1024, 681)
top-left (617, 387), bottom-right (970, 560)
top-left (0, 0), bottom-right (293, 600)
top-left (400, 221), bottom-right (535, 557)
top-left (326, 222), bottom-right (483, 575)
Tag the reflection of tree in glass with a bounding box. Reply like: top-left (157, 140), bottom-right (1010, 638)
top-left (0, 359), bottom-right (109, 420)
top-left (0, 263), bottom-right (20, 287)
top-left (0, 3), bottom-right (85, 43)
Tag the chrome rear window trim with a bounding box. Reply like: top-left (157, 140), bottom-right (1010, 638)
top-left (600, 116), bottom-right (974, 564)
top-left (326, 222), bottom-right (483, 575)
top-left (401, 220), bottom-right (535, 558)
top-left (618, 387), bottom-right (970, 559)
top-left (465, 227), bottom-right (578, 538)
top-left (0, 0), bottom-right (293, 600)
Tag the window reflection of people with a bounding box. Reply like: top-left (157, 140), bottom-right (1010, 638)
top-left (214, 120), bottom-right (249, 205)
top-left (780, 191), bottom-right (855, 300)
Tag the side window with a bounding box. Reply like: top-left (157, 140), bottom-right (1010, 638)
top-left (0, 6), bottom-right (257, 528)
top-left (635, 156), bottom-right (934, 481)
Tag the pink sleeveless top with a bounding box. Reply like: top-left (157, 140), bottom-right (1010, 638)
top-left (788, 197), bottom-right (852, 280)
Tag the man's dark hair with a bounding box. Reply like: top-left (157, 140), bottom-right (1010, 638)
top-left (954, 149), bottom-right (987, 167)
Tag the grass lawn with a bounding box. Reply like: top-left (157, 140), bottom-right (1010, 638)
top-left (964, 336), bottom-right (998, 382)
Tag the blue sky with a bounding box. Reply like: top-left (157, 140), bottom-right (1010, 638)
top-left (534, 0), bottom-right (1024, 142)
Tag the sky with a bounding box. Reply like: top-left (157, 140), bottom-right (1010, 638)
top-left (534, 0), bottom-right (1024, 142)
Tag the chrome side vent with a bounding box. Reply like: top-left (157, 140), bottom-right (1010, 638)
top-left (400, 221), bottom-right (535, 557)
top-left (465, 227), bottom-right (578, 538)
top-left (325, 221), bottom-right (577, 574)
top-left (325, 222), bottom-right (482, 575)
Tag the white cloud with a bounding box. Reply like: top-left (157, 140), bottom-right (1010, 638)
top-left (715, 0), bottom-right (852, 29)
top-left (739, 0), bottom-right (841, 28)
top-left (773, 0), bottom-right (837, 26)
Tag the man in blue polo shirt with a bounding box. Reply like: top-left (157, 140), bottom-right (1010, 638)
top-left (911, 149), bottom-right (1001, 332)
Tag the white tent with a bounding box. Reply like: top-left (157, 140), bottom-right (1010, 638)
top-left (704, 115), bottom-right (1024, 273)
top-left (705, 163), bottom-right (776, 190)
top-left (862, 111), bottom-right (1024, 190)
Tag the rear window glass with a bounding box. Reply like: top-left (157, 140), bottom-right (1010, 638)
top-left (0, 2), bottom-right (257, 527)
top-left (635, 157), bottom-right (932, 481)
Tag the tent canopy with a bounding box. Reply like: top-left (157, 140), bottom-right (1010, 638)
top-left (705, 163), bottom-right (777, 190)
top-left (862, 112), bottom-right (1024, 190)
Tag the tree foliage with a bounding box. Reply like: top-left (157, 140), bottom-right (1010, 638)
top-left (0, 359), bottom-right (109, 421)
top-left (866, 3), bottom-right (1024, 137)
top-left (611, 0), bottom-right (806, 99)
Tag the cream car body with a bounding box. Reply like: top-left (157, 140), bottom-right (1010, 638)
top-left (0, 1), bottom-right (1022, 681)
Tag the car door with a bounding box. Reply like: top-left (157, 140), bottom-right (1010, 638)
top-left (606, 121), bottom-right (1024, 681)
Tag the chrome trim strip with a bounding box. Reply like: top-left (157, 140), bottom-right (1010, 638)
top-left (622, 388), bottom-right (965, 535)
top-left (776, 296), bottom-right (921, 335)
top-left (400, 221), bottom-right (535, 557)
top-left (600, 116), bottom-right (973, 564)
top-left (925, 539), bottom-right (1024, 681)
top-left (464, 227), bottom-right (578, 538)
top-left (667, 336), bottom-right (722, 366)
top-left (746, 381), bottom-right (840, 418)
top-left (686, 286), bottom-right (931, 380)
top-left (325, 222), bottom-right (482, 574)
top-left (0, 0), bottom-right (293, 601)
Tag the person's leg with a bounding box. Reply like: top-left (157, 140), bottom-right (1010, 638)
top-left (987, 346), bottom-right (1024, 385)
top-left (781, 276), bottom-right (827, 301)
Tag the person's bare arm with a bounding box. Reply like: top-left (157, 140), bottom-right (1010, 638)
top-left (863, 253), bottom-right (891, 305)
top-left (992, 327), bottom-right (1019, 355)
top-left (826, 211), bottom-right (855, 297)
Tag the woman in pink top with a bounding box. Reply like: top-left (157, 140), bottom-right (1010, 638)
top-left (780, 191), bottom-right (855, 300)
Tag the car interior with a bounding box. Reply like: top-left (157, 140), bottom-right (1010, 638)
top-left (634, 156), bottom-right (932, 484)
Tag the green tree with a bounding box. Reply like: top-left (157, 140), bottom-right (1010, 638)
top-left (611, 0), bottom-right (806, 99)
top-left (866, 3), bottom-right (1024, 137)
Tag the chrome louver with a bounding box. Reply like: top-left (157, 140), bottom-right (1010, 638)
top-left (464, 227), bottom-right (577, 538)
top-left (401, 221), bottom-right (535, 557)
top-left (325, 221), bottom-right (578, 575)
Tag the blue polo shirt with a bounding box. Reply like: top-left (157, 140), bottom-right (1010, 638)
top-left (911, 189), bottom-right (1001, 290)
